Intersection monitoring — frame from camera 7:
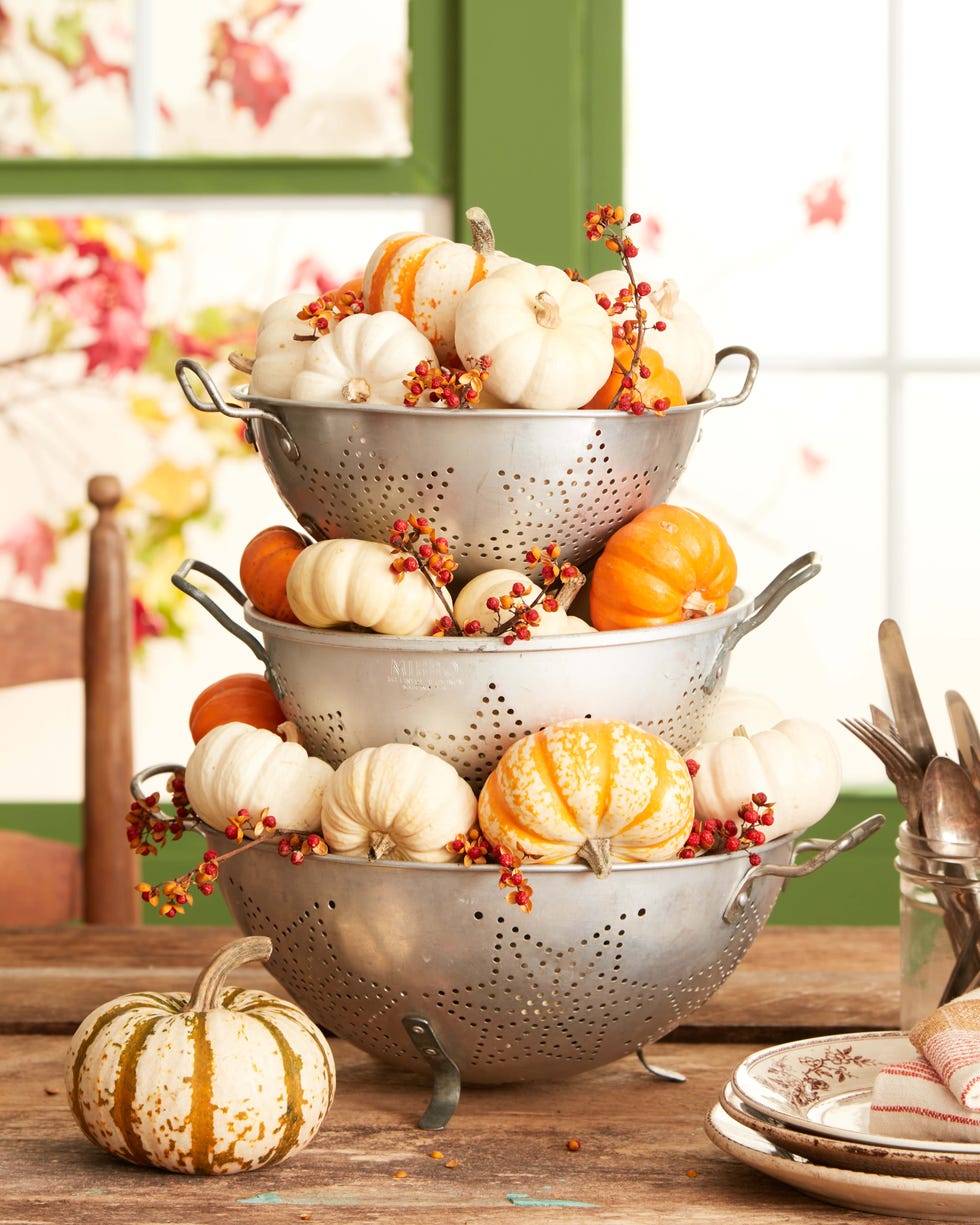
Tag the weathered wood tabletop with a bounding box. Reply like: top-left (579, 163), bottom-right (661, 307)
top-left (1, 925), bottom-right (910, 1224)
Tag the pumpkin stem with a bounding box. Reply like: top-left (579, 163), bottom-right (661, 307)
top-left (369, 831), bottom-right (396, 860)
top-left (578, 836), bottom-right (613, 879)
top-left (465, 206), bottom-right (497, 256)
top-left (682, 591), bottom-right (717, 618)
top-left (650, 278), bottom-right (680, 320)
top-left (553, 570), bottom-right (586, 612)
top-left (733, 724), bottom-right (750, 739)
top-left (228, 351), bottom-right (254, 374)
top-left (184, 935), bottom-right (273, 1012)
top-left (278, 721), bottom-right (301, 743)
top-left (533, 292), bottom-right (561, 330)
top-left (342, 377), bottom-right (371, 403)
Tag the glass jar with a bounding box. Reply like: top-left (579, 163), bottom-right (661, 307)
top-left (896, 822), bottom-right (980, 1028)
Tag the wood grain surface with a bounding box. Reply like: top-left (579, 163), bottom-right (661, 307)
top-left (0, 926), bottom-right (912, 1224)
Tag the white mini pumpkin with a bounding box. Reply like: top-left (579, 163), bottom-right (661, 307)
top-left (688, 718), bottom-right (842, 837)
top-left (65, 936), bottom-right (335, 1174)
top-left (184, 721), bottom-right (333, 835)
top-left (361, 206), bottom-right (515, 365)
top-left (453, 568), bottom-right (596, 637)
top-left (700, 687), bottom-right (784, 741)
top-left (290, 310), bottom-right (438, 406)
top-left (454, 262), bottom-right (613, 410)
top-left (588, 271), bottom-right (715, 400)
top-left (320, 743), bottom-right (478, 861)
top-left (248, 292), bottom-right (315, 399)
top-left (286, 537), bottom-right (446, 636)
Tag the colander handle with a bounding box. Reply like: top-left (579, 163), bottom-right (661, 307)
top-left (174, 357), bottom-right (300, 462)
top-left (703, 550), bottom-right (822, 694)
top-left (131, 762), bottom-right (189, 805)
top-left (722, 813), bottom-right (886, 924)
top-left (171, 558), bottom-right (281, 697)
top-left (702, 346), bottom-right (760, 411)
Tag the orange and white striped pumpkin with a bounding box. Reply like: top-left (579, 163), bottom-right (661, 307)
top-left (477, 719), bottom-right (694, 876)
top-left (65, 937), bottom-right (335, 1175)
top-left (361, 206), bottom-right (513, 366)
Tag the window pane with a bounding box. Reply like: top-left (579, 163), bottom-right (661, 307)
top-left (0, 0), bottom-right (411, 158)
top-left (154, 0), bottom-right (411, 157)
top-left (898, 374), bottom-right (980, 740)
top-left (673, 370), bottom-right (889, 786)
top-left (0, 198), bottom-right (447, 798)
top-left (900, 1), bottom-right (980, 358)
top-left (0, 0), bottom-right (135, 156)
top-left (622, 0), bottom-right (888, 359)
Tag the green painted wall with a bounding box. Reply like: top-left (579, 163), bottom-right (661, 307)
top-left (455, 0), bottom-right (623, 272)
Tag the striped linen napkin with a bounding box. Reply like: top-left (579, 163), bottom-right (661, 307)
top-left (869, 989), bottom-right (980, 1142)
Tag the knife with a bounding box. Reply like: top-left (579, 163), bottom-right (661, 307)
top-left (878, 619), bottom-right (937, 772)
top-left (946, 690), bottom-right (980, 780)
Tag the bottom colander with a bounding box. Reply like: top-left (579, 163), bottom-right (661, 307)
top-left (132, 765), bottom-right (881, 1125)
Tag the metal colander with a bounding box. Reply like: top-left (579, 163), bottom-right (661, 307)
top-left (125, 774), bottom-right (882, 1114)
top-left (174, 551), bottom-right (820, 791)
top-left (174, 348), bottom-right (757, 586)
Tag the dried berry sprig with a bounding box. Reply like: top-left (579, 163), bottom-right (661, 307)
top-left (677, 768), bottom-right (774, 868)
top-left (129, 778), bottom-right (328, 917)
top-left (388, 514), bottom-right (460, 633)
top-left (296, 286), bottom-right (365, 336)
top-left (126, 773), bottom-right (194, 856)
top-left (495, 844), bottom-right (535, 912)
top-left (135, 804), bottom-right (279, 917)
top-left (477, 544), bottom-right (583, 644)
top-left (387, 516), bottom-right (584, 643)
top-left (402, 357), bottom-right (493, 409)
top-left (447, 834), bottom-right (536, 912)
top-left (582, 204), bottom-right (674, 416)
top-left (446, 827), bottom-right (492, 866)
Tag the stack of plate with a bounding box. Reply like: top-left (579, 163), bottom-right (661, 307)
top-left (705, 1030), bottom-right (980, 1219)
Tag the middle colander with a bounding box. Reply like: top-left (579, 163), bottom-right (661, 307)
top-left (174, 550), bottom-right (818, 790)
top-left (175, 347), bottom-right (757, 585)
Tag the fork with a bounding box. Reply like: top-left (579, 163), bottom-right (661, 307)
top-left (839, 716), bottom-right (924, 830)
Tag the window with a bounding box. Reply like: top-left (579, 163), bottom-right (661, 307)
top-left (1, 0), bottom-right (624, 809)
top-left (624, 0), bottom-right (980, 785)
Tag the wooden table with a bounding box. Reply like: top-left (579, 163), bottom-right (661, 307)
top-left (2, 926), bottom-right (905, 1224)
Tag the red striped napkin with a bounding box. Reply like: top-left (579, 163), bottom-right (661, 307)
top-left (869, 989), bottom-right (980, 1142)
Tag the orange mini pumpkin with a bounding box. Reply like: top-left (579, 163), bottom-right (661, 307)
top-left (361, 207), bottom-right (512, 366)
top-left (589, 504), bottom-right (737, 631)
top-left (239, 525), bottom-right (306, 622)
top-left (477, 719), bottom-right (694, 877)
top-left (188, 673), bottom-right (286, 743)
top-left (583, 341), bottom-right (686, 412)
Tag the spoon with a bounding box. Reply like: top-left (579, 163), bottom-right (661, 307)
top-left (946, 691), bottom-right (980, 782)
top-left (920, 756), bottom-right (980, 1001)
top-left (920, 756), bottom-right (980, 851)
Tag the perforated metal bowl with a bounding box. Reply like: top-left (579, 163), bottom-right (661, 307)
top-left (175, 348), bottom-right (757, 585)
top-left (125, 773), bottom-right (883, 1109)
top-left (174, 551), bottom-right (820, 790)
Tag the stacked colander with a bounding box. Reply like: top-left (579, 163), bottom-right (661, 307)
top-left (162, 349), bottom-right (876, 1121)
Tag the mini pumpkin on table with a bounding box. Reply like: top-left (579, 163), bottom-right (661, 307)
top-left (65, 936), bottom-right (335, 1175)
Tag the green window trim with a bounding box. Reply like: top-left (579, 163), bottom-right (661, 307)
top-left (457, 0), bottom-right (624, 273)
top-left (0, 0), bottom-right (623, 274)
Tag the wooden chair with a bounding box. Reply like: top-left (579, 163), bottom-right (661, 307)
top-left (0, 475), bottom-right (140, 925)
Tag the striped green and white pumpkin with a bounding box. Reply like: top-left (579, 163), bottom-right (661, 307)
top-left (64, 936), bottom-right (335, 1175)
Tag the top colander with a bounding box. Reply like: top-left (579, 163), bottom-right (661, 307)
top-left (175, 347), bottom-right (757, 585)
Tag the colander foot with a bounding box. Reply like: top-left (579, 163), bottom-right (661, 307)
top-left (635, 1047), bottom-right (687, 1083)
top-left (402, 1014), bottom-right (462, 1130)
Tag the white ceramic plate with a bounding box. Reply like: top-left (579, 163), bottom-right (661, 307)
top-left (731, 1030), bottom-right (980, 1155)
top-left (719, 1080), bottom-right (980, 1180)
top-left (705, 1103), bottom-right (980, 1220)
